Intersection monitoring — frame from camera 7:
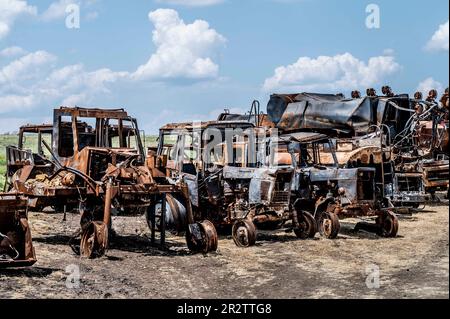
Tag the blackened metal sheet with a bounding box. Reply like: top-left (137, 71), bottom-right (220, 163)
top-left (268, 93), bottom-right (374, 134)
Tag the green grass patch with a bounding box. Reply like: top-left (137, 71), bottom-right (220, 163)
top-left (0, 135), bottom-right (19, 190)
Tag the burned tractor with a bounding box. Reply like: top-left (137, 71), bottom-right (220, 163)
top-left (3, 124), bottom-right (54, 193)
top-left (277, 132), bottom-right (398, 239)
top-left (150, 121), bottom-right (316, 247)
top-left (333, 137), bottom-right (430, 210)
top-left (0, 124), bottom-right (50, 267)
top-left (0, 107), bottom-right (218, 264)
top-left (267, 89), bottom-right (449, 205)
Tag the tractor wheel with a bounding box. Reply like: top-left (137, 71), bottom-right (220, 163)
top-left (232, 219), bottom-right (257, 248)
top-left (294, 211), bottom-right (317, 239)
top-left (186, 220), bottom-right (218, 253)
top-left (146, 194), bottom-right (187, 235)
top-left (318, 212), bottom-right (340, 239)
top-left (377, 211), bottom-right (399, 238)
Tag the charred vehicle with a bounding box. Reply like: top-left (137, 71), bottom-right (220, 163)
top-left (267, 90), bottom-right (419, 139)
top-left (0, 194), bottom-right (36, 268)
top-left (150, 122), bottom-right (317, 247)
top-left (333, 137), bottom-right (430, 209)
top-left (267, 88), bottom-right (449, 203)
top-left (4, 124), bottom-right (53, 192)
top-left (397, 90), bottom-right (449, 197)
top-left (0, 124), bottom-right (50, 267)
top-left (0, 107), bottom-right (218, 265)
top-left (278, 132), bottom-right (399, 239)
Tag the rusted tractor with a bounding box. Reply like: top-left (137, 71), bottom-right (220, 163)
top-left (1, 107), bottom-right (218, 263)
top-left (279, 132), bottom-right (399, 239)
top-left (149, 122), bottom-right (316, 247)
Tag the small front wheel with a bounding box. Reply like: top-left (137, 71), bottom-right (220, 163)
top-left (294, 211), bottom-right (317, 239)
top-left (377, 211), bottom-right (399, 238)
top-left (232, 219), bottom-right (257, 247)
top-left (318, 212), bottom-right (340, 239)
top-left (186, 220), bottom-right (218, 253)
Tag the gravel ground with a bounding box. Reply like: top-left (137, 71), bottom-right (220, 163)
top-left (1, 203), bottom-right (448, 299)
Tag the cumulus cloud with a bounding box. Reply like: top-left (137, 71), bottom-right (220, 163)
top-left (417, 77), bottom-right (445, 95)
top-left (132, 9), bottom-right (226, 81)
top-left (0, 0), bottom-right (37, 39)
top-left (0, 46), bottom-right (27, 57)
top-left (41, 0), bottom-right (79, 21)
top-left (425, 20), bottom-right (449, 52)
top-left (0, 50), bottom-right (128, 113)
top-left (42, 64), bottom-right (128, 105)
top-left (1, 9), bottom-right (226, 115)
top-left (41, 0), bottom-right (100, 22)
top-left (156, 0), bottom-right (224, 6)
top-left (263, 52), bottom-right (401, 93)
top-left (0, 50), bottom-right (56, 83)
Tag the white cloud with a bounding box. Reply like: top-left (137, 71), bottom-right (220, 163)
top-left (41, 0), bottom-right (99, 22)
top-left (425, 20), bottom-right (449, 52)
top-left (263, 52), bottom-right (401, 92)
top-left (0, 50), bottom-right (128, 113)
top-left (43, 64), bottom-right (129, 105)
top-left (0, 46), bottom-right (27, 57)
top-left (132, 9), bottom-right (226, 81)
top-left (1, 10), bottom-right (226, 115)
top-left (0, 0), bottom-right (37, 39)
top-left (41, 0), bottom-right (79, 22)
top-left (0, 50), bottom-right (56, 83)
top-left (417, 77), bottom-right (444, 95)
top-left (156, 0), bottom-right (224, 7)
top-left (0, 94), bottom-right (34, 113)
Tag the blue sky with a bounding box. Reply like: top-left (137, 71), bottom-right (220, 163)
top-left (0, 0), bottom-right (448, 133)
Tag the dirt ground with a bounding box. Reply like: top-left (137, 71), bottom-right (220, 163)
top-left (1, 202), bottom-right (448, 299)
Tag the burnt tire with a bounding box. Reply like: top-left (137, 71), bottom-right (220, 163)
top-left (317, 212), bottom-right (340, 239)
top-left (294, 211), bottom-right (317, 239)
top-left (186, 220), bottom-right (218, 253)
top-left (232, 219), bottom-right (257, 248)
top-left (377, 211), bottom-right (399, 238)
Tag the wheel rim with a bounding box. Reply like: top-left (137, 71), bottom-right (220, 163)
top-left (80, 221), bottom-right (108, 258)
top-left (380, 211), bottom-right (399, 238)
top-left (235, 225), bottom-right (250, 246)
top-left (318, 212), bottom-right (340, 239)
top-left (186, 220), bottom-right (218, 253)
top-left (322, 218), bottom-right (332, 237)
top-left (383, 217), bottom-right (393, 234)
top-left (199, 220), bottom-right (218, 253)
top-left (232, 220), bottom-right (256, 247)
